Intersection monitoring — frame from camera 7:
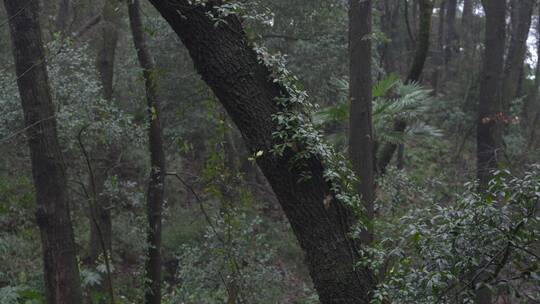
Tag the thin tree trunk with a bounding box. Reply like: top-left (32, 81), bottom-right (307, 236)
top-left (438, 0), bottom-right (446, 60)
top-left (3, 0), bottom-right (83, 303)
top-left (476, 0), bottom-right (506, 188)
top-left (96, 0), bottom-right (119, 101)
top-left (376, 0), bottom-right (433, 173)
top-left (379, 0), bottom-right (401, 74)
top-left (75, 14), bottom-right (102, 38)
top-left (461, 0), bottom-right (474, 59)
top-left (55, 0), bottom-right (70, 33)
top-left (444, 0), bottom-right (457, 64)
top-left (128, 1), bottom-right (166, 304)
top-left (146, 1), bottom-right (376, 302)
top-left (501, 0), bottom-right (534, 114)
top-left (349, 0), bottom-right (375, 242)
top-left (525, 6), bottom-right (540, 148)
top-left (433, 0), bottom-right (446, 94)
top-left (89, 0), bottom-right (120, 264)
top-left (88, 1), bottom-right (120, 303)
top-left (406, 0), bottom-right (433, 83)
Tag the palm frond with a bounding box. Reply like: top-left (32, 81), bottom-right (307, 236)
top-left (406, 122), bottom-right (444, 138)
top-left (373, 73), bottom-right (400, 98)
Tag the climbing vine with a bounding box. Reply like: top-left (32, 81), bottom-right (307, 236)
top-left (252, 45), bottom-right (367, 224)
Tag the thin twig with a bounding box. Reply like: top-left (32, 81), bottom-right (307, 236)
top-left (0, 115), bottom-right (55, 144)
top-left (0, 1), bottom-right (31, 29)
top-left (77, 126), bottom-right (116, 304)
top-left (165, 172), bottom-right (222, 243)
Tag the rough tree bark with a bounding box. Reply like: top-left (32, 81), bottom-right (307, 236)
top-left (476, 0), bottom-right (506, 189)
top-left (3, 0), bottom-right (84, 303)
top-left (349, 0), bottom-right (374, 241)
top-left (501, 0), bottom-right (534, 113)
top-left (376, 0), bottom-right (433, 173)
top-left (128, 1), bottom-right (166, 304)
top-left (146, 1), bottom-right (375, 303)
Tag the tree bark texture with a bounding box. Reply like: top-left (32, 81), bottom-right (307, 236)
top-left (128, 1), bottom-right (166, 304)
top-left (349, 0), bottom-right (375, 241)
top-left (477, 0), bottom-right (506, 187)
top-left (146, 1), bottom-right (376, 303)
top-left (3, 0), bottom-right (84, 303)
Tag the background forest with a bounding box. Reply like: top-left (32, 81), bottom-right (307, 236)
top-left (1, 0), bottom-right (540, 303)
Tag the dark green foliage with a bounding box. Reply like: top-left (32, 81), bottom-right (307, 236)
top-left (0, 0), bottom-right (539, 303)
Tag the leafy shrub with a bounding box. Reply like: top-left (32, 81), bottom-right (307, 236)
top-left (372, 167), bottom-right (540, 303)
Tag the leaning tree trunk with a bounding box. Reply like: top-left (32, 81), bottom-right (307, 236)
top-left (476, 0), bottom-right (506, 188)
top-left (147, 1), bottom-right (375, 303)
top-left (349, 0), bottom-right (375, 242)
top-left (376, 0), bottom-right (433, 173)
top-left (3, 0), bottom-right (83, 303)
top-left (128, 1), bottom-right (166, 304)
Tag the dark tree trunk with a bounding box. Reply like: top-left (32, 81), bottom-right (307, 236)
top-left (525, 6), bottom-right (540, 147)
top-left (444, 0), bottom-right (457, 64)
top-left (128, 1), bottom-right (166, 304)
top-left (406, 0), bottom-right (433, 83)
top-left (376, 0), bottom-right (433, 173)
top-left (438, 0), bottom-right (446, 61)
top-left (55, 0), bottom-right (70, 33)
top-left (461, 0), bottom-right (474, 58)
top-left (501, 0), bottom-right (534, 113)
top-left (96, 0), bottom-right (119, 102)
top-left (379, 0), bottom-right (401, 74)
top-left (146, 1), bottom-right (375, 303)
top-left (476, 0), bottom-right (506, 188)
top-left (349, 0), bottom-right (375, 242)
top-left (3, 0), bottom-right (83, 303)
top-left (433, 0), bottom-right (446, 94)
